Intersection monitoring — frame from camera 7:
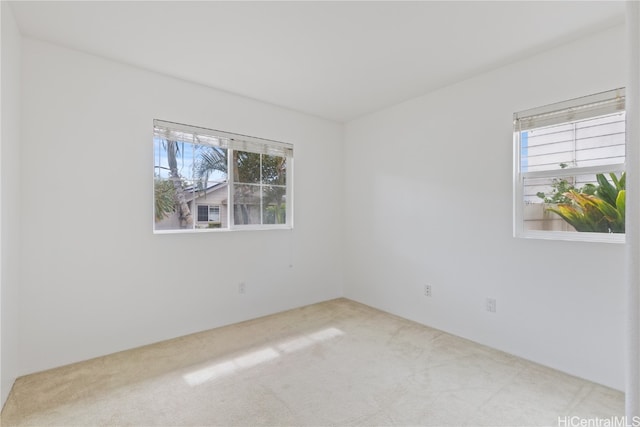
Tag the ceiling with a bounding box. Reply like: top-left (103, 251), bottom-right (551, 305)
top-left (9, 1), bottom-right (626, 123)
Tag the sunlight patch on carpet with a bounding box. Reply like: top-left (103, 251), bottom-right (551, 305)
top-left (183, 327), bottom-right (344, 386)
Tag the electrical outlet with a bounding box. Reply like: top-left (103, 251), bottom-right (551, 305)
top-left (238, 282), bottom-right (246, 294)
top-left (424, 284), bottom-right (432, 297)
top-left (486, 298), bottom-right (496, 313)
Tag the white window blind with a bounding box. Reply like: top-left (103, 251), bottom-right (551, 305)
top-left (516, 88), bottom-right (625, 174)
top-left (153, 120), bottom-right (293, 157)
top-left (514, 88), bottom-right (625, 132)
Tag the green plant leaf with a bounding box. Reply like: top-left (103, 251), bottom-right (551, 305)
top-left (596, 173), bottom-right (617, 207)
top-left (548, 202), bottom-right (601, 232)
top-left (617, 190), bottom-right (626, 216)
top-left (615, 190), bottom-right (626, 232)
top-left (610, 173), bottom-right (620, 189)
top-left (581, 183), bottom-right (597, 195)
top-left (543, 172), bottom-right (625, 234)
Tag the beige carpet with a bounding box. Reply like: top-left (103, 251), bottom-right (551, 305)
top-left (1, 298), bottom-right (623, 426)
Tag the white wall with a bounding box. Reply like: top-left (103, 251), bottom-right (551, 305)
top-left (1, 1), bottom-right (22, 406)
top-left (344, 25), bottom-right (626, 390)
top-left (19, 38), bottom-right (344, 375)
top-left (11, 15), bottom-right (628, 394)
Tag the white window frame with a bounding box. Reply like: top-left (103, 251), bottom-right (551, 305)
top-left (196, 205), bottom-right (220, 223)
top-left (513, 88), bottom-right (626, 243)
top-left (153, 120), bottom-right (294, 234)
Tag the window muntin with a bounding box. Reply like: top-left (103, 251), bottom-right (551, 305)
top-left (153, 120), bottom-right (293, 233)
top-left (514, 88), bottom-right (625, 242)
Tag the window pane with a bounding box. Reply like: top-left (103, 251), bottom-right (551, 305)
top-left (523, 172), bottom-right (625, 234)
top-left (263, 186), bottom-right (286, 224)
top-left (262, 155), bottom-right (287, 186)
top-left (209, 206), bottom-right (220, 222)
top-left (192, 182), bottom-right (228, 229)
top-left (235, 151), bottom-right (261, 184)
top-left (234, 184), bottom-right (261, 225)
top-left (154, 138), bottom-right (200, 180)
top-left (154, 177), bottom-right (197, 231)
top-left (153, 139), bottom-right (229, 231)
top-left (154, 138), bottom-right (171, 180)
top-left (197, 205), bottom-right (208, 222)
top-left (154, 177), bottom-right (177, 227)
top-left (520, 112), bottom-right (625, 173)
top-left (193, 146), bottom-right (228, 183)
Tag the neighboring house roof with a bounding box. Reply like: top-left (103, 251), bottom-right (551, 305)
top-left (182, 181), bottom-right (263, 206)
top-left (183, 182), bottom-right (228, 204)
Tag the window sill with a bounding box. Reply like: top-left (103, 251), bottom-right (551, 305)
top-left (154, 225), bottom-right (292, 235)
top-left (515, 230), bottom-right (625, 244)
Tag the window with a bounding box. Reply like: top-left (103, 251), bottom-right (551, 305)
top-left (514, 88), bottom-right (626, 242)
top-left (197, 205), bottom-right (220, 222)
top-left (153, 120), bottom-right (293, 233)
